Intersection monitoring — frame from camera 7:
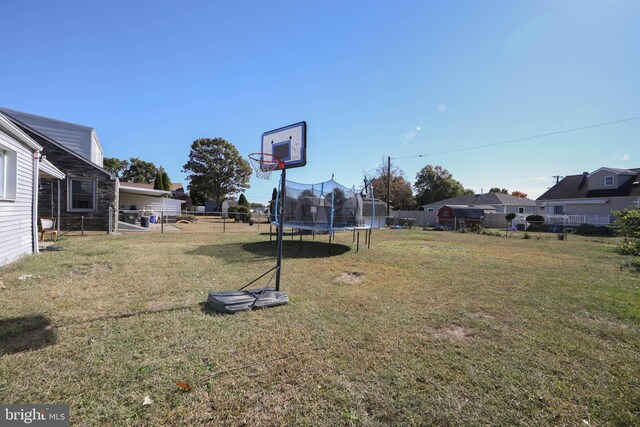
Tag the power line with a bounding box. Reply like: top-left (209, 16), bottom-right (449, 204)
top-left (391, 116), bottom-right (640, 160)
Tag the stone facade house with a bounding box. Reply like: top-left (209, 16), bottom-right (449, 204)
top-left (0, 108), bottom-right (117, 231)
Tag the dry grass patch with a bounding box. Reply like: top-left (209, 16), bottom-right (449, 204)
top-left (335, 272), bottom-right (366, 285)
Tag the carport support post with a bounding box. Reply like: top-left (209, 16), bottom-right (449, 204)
top-left (275, 168), bottom-right (286, 292)
top-left (57, 179), bottom-right (61, 236)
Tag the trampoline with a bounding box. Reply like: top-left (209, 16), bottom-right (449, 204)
top-left (271, 176), bottom-right (375, 249)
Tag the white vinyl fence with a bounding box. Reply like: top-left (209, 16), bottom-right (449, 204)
top-left (391, 210), bottom-right (613, 228)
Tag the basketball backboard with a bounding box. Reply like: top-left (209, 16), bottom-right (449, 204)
top-left (261, 121), bottom-right (307, 169)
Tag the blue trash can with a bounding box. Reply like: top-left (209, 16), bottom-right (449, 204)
top-left (150, 215), bottom-right (157, 224)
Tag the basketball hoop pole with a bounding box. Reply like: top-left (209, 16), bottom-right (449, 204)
top-left (275, 168), bottom-right (286, 291)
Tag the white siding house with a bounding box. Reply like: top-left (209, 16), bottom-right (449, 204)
top-left (0, 113), bottom-right (42, 267)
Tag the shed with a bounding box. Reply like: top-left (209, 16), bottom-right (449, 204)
top-left (437, 205), bottom-right (485, 230)
top-left (361, 198), bottom-right (388, 229)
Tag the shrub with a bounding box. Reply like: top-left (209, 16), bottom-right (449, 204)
top-left (613, 207), bottom-right (640, 256)
top-left (617, 238), bottom-right (640, 256)
top-left (522, 232), bottom-right (531, 239)
top-left (526, 215), bottom-right (545, 223)
top-left (505, 213), bottom-right (516, 221)
top-left (459, 224), bottom-right (484, 234)
top-left (573, 223), bottom-right (613, 236)
top-left (227, 205), bottom-right (251, 223)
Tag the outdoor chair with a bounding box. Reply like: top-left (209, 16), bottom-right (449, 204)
top-left (40, 218), bottom-right (58, 242)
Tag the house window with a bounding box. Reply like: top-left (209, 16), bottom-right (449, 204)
top-left (443, 210), bottom-right (450, 217)
top-left (553, 205), bottom-right (565, 215)
top-left (427, 208), bottom-right (434, 212)
top-left (518, 207), bottom-right (525, 214)
top-left (0, 147), bottom-right (17, 201)
top-left (604, 175), bottom-right (614, 187)
top-left (68, 178), bottom-right (96, 211)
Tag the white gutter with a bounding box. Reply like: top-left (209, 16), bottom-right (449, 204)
top-left (39, 157), bottom-right (65, 180)
top-left (32, 150), bottom-right (40, 254)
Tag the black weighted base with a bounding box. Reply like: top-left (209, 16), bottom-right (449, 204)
top-left (206, 288), bottom-right (289, 314)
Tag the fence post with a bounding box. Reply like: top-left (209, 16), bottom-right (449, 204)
top-left (108, 206), bottom-right (113, 235)
top-left (81, 216), bottom-right (84, 236)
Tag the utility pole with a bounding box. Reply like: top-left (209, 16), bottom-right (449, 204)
top-left (552, 175), bottom-right (563, 184)
top-left (387, 156), bottom-right (391, 217)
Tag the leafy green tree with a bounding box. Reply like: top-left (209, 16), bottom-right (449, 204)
top-left (122, 157), bottom-right (158, 183)
top-left (414, 165), bottom-right (470, 206)
top-left (370, 162), bottom-right (414, 210)
top-left (161, 171), bottom-right (171, 191)
top-left (153, 171), bottom-right (164, 190)
top-left (489, 187), bottom-right (509, 194)
top-left (269, 187), bottom-right (278, 221)
top-left (103, 157), bottom-right (130, 178)
top-left (238, 193), bottom-right (250, 208)
top-left (182, 138), bottom-right (252, 208)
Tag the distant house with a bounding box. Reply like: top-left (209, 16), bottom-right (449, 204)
top-left (170, 183), bottom-right (185, 198)
top-left (422, 192), bottom-right (536, 214)
top-left (437, 206), bottom-right (485, 230)
top-left (0, 112), bottom-right (65, 266)
top-left (0, 108), bottom-right (117, 231)
top-left (536, 167), bottom-right (640, 225)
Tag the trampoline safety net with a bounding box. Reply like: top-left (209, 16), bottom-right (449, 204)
top-left (274, 178), bottom-right (372, 232)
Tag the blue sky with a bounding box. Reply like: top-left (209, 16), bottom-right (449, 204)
top-left (1, 0), bottom-right (638, 203)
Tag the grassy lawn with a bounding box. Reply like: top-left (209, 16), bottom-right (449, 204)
top-left (1, 227), bottom-right (639, 425)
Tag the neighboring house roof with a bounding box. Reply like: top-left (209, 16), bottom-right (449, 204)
top-left (2, 111), bottom-right (116, 179)
top-left (589, 167), bottom-right (636, 176)
top-left (423, 192), bottom-right (535, 209)
top-left (0, 107), bottom-right (103, 164)
top-left (446, 204), bottom-right (497, 211)
top-left (0, 111), bottom-right (42, 151)
top-left (538, 168), bottom-right (640, 200)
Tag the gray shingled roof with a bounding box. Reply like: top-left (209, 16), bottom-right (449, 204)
top-left (537, 168), bottom-right (640, 200)
top-left (423, 192), bottom-right (535, 208)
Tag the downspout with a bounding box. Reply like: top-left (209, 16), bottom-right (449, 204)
top-left (32, 150), bottom-right (40, 254)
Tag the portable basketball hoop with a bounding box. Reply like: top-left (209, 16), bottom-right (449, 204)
top-left (207, 122), bottom-right (307, 314)
top-left (249, 152), bottom-right (283, 180)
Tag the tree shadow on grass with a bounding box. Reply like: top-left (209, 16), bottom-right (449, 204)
top-left (187, 240), bottom-right (351, 264)
top-left (0, 314), bottom-right (56, 356)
